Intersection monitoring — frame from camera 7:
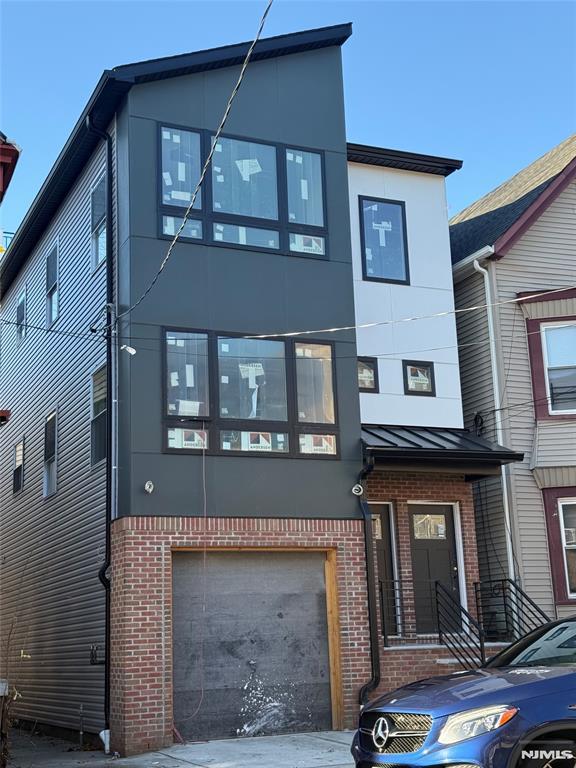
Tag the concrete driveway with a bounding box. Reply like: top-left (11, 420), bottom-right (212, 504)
top-left (8, 729), bottom-right (355, 768)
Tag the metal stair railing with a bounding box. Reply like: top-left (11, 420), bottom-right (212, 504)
top-left (474, 579), bottom-right (550, 642)
top-left (435, 581), bottom-right (486, 670)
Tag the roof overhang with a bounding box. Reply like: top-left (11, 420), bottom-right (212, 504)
top-left (0, 136), bottom-right (21, 205)
top-left (0, 23), bottom-right (352, 299)
top-left (347, 143), bottom-right (462, 177)
top-left (362, 424), bottom-right (523, 479)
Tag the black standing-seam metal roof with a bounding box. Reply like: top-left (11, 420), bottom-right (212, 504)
top-left (0, 23), bottom-right (352, 299)
top-left (347, 143), bottom-right (462, 177)
top-left (362, 424), bottom-right (523, 466)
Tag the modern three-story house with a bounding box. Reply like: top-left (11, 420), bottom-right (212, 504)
top-left (0, 25), bottom-right (372, 756)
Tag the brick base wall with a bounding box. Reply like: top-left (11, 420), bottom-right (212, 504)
top-left (110, 516), bottom-right (372, 756)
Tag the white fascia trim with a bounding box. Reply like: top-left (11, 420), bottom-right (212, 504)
top-left (452, 244), bottom-right (495, 282)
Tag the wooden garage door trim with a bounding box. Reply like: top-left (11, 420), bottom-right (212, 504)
top-left (170, 545), bottom-right (343, 730)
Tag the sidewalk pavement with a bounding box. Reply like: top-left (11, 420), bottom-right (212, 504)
top-left (8, 728), bottom-right (355, 768)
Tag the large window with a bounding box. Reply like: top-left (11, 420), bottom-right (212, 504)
top-left (91, 175), bottom-right (107, 270)
top-left (164, 330), bottom-right (338, 457)
top-left (44, 411), bottom-right (57, 496)
top-left (542, 323), bottom-right (576, 413)
top-left (212, 136), bottom-right (278, 220)
top-left (91, 367), bottom-right (107, 465)
top-left (359, 197), bottom-right (409, 284)
top-left (16, 288), bottom-right (26, 343)
top-left (560, 501), bottom-right (576, 598)
top-left (13, 440), bottom-right (24, 494)
top-left (46, 246), bottom-right (58, 325)
top-left (158, 126), bottom-right (327, 257)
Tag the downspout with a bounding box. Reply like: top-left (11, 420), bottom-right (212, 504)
top-left (86, 116), bottom-right (114, 743)
top-left (473, 259), bottom-right (516, 580)
top-left (357, 455), bottom-right (381, 705)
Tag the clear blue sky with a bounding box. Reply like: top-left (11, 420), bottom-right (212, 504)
top-left (1, 0), bottom-right (574, 234)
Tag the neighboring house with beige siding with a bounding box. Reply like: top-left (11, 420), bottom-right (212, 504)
top-left (451, 134), bottom-right (576, 619)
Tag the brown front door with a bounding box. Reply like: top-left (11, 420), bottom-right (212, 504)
top-left (409, 504), bottom-right (460, 634)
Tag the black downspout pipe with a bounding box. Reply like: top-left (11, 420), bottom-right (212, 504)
top-left (86, 116), bottom-right (113, 733)
top-left (357, 455), bottom-right (381, 705)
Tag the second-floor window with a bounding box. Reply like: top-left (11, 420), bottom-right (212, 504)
top-left (16, 288), bottom-right (26, 343)
top-left (403, 360), bottom-right (436, 396)
top-left (559, 499), bottom-right (576, 598)
top-left (165, 330), bottom-right (338, 457)
top-left (91, 366), bottom-right (107, 465)
top-left (357, 357), bottom-right (379, 392)
top-left (359, 196), bottom-right (409, 284)
top-left (13, 440), bottom-right (24, 493)
top-left (44, 411), bottom-right (57, 496)
top-left (46, 246), bottom-right (58, 325)
top-left (160, 126), bottom-right (326, 258)
top-left (542, 322), bottom-right (576, 413)
top-left (91, 175), bottom-right (106, 269)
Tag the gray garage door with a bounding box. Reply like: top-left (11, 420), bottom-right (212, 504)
top-left (172, 550), bottom-right (332, 741)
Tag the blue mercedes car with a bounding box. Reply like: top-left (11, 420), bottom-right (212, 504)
top-left (352, 617), bottom-right (576, 768)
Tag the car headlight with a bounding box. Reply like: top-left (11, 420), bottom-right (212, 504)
top-left (438, 705), bottom-right (518, 745)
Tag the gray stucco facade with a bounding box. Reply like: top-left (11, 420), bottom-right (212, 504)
top-left (115, 44), bottom-right (361, 520)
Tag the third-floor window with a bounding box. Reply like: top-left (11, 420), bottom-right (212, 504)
top-left (541, 322), bottom-right (576, 413)
top-left (159, 126), bottom-right (327, 258)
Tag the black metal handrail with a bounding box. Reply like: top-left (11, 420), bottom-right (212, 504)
top-left (435, 581), bottom-right (486, 669)
top-left (474, 579), bottom-right (550, 643)
top-left (379, 578), bottom-right (439, 644)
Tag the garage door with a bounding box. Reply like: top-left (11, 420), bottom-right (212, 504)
top-left (172, 550), bottom-right (333, 741)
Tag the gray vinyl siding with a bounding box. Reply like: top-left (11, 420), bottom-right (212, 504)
top-left (0, 132), bottom-right (113, 732)
top-left (492, 179), bottom-right (576, 617)
top-left (454, 271), bottom-right (508, 581)
top-left (534, 422), bottom-right (576, 467)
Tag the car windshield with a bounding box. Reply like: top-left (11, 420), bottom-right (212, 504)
top-left (486, 620), bottom-right (576, 668)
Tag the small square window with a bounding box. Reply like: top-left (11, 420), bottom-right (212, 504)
top-left (162, 216), bottom-right (203, 240)
top-left (360, 197), bottom-right (409, 284)
top-left (358, 358), bottom-right (379, 392)
top-left (298, 433), bottom-right (337, 456)
top-left (403, 360), bottom-right (435, 396)
top-left (168, 427), bottom-right (208, 451)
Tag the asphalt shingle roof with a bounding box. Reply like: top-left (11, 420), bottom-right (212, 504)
top-left (450, 134), bottom-right (576, 264)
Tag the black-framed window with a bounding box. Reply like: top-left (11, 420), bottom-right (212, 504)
top-left (91, 366), bottom-right (107, 465)
top-left (357, 357), bottom-right (379, 392)
top-left (13, 440), bottom-right (24, 494)
top-left (158, 125), bottom-right (328, 259)
top-left (163, 329), bottom-right (338, 458)
top-left (91, 175), bottom-right (106, 270)
top-left (46, 246), bottom-right (58, 326)
top-left (16, 288), bottom-right (26, 343)
top-left (402, 360), bottom-right (436, 397)
top-left (44, 411), bottom-right (57, 496)
top-left (359, 196), bottom-right (409, 284)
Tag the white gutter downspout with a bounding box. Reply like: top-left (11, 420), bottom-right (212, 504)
top-left (473, 258), bottom-right (516, 580)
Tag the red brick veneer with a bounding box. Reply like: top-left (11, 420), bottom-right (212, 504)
top-left (110, 516), bottom-right (371, 756)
